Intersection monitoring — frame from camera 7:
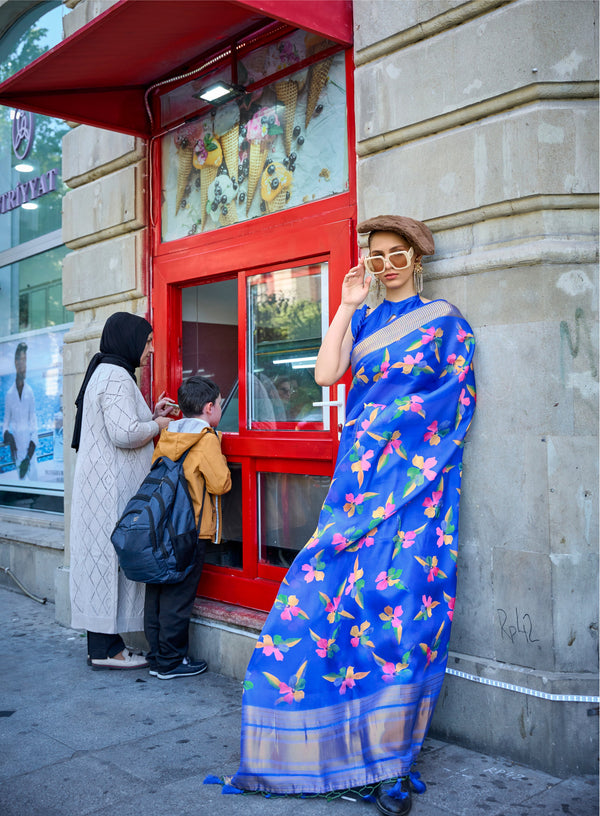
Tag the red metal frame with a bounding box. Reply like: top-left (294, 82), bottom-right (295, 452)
top-left (150, 49), bottom-right (356, 612)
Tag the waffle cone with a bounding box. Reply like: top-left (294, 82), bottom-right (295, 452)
top-left (275, 80), bottom-right (298, 155)
top-left (219, 199), bottom-right (238, 227)
top-left (200, 165), bottom-right (218, 228)
top-left (265, 188), bottom-right (288, 214)
top-left (246, 141), bottom-right (268, 214)
top-left (221, 125), bottom-right (239, 180)
top-left (175, 145), bottom-right (193, 214)
top-left (305, 56), bottom-right (334, 129)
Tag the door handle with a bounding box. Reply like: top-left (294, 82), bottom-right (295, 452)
top-left (313, 383), bottom-right (346, 439)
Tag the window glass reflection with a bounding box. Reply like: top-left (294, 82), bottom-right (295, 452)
top-left (258, 471), bottom-right (330, 568)
top-left (205, 463), bottom-right (242, 569)
top-left (247, 263), bottom-right (327, 431)
top-left (181, 279), bottom-right (239, 431)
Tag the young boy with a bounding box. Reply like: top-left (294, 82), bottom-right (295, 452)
top-left (144, 376), bottom-right (231, 679)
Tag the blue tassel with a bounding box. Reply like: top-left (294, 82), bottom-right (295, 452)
top-left (362, 794), bottom-right (377, 803)
top-left (409, 771), bottom-right (427, 794)
top-left (387, 778), bottom-right (409, 802)
top-left (222, 784), bottom-right (243, 795)
top-left (203, 775), bottom-right (223, 785)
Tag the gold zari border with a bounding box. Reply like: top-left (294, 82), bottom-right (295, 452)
top-left (351, 300), bottom-right (462, 374)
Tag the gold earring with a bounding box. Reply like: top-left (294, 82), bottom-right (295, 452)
top-left (413, 261), bottom-right (423, 294)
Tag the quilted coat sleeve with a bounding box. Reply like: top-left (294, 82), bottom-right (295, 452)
top-left (100, 370), bottom-right (158, 449)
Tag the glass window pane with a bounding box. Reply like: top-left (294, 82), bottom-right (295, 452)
top-left (181, 279), bottom-right (239, 431)
top-left (0, 112), bottom-right (69, 249)
top-left (247, 262), bottom-right (327, 431)
top-left (205, 463), bottom-right (243, 569)
top-left (0, 2), bottom-right (65, 82)
top-left (161, 50), bottom-right (348, 242)
top-left (0, 246), bottom-right (71, 336)
top-left (239, 31), bottom-right (336, 85)
top-left (258, 471), bottom-right (330, 567)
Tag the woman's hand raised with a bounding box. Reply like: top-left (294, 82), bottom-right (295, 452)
top-left (341, 259), bottom-right (371, 308)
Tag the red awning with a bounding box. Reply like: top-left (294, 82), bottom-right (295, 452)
top-left (0, 0), bottom-right (352, 138)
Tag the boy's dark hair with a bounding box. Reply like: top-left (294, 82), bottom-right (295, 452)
top-left (15, 342), bottom-right (27, 359)
top-left (178, 375), bottom-right (220, 418)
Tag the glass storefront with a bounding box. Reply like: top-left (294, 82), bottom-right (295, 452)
top-left (0, 1), bottom-right (70, 512)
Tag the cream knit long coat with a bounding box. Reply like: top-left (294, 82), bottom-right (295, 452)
top-left (70, 364), bottom-right (158, 634)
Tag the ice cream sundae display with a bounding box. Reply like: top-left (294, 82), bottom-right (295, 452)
top-left (207, 171), bottom-right (239, 227)
top-left (174, 125), bottom-right (201, 214)
top-left (161, 50), bottom-right (347, 242)
top-left (245, 106), bottom-right (283, 214)
top-left (260, 160), bottom-right (293, 214)
top-left (193, 130), bottom-right (223, 228)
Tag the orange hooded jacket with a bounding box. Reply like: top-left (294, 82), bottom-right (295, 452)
top-left (152, 424), bottom-right (231, 543)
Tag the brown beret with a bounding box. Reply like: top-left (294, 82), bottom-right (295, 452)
top-left (357, 215), bottom-right (435, 256)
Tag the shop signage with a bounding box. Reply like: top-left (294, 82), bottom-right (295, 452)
top-left (12, 110), bottom-right (35, 159)
top-left (0, 169), bottom-right (58, 213)
top-left (0, 110), bottom-right (59, 215)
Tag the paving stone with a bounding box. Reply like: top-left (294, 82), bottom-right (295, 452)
top-left (0, 587), bottom-right (595, 816)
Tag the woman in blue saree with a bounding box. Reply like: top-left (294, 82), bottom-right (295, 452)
top-left (230, 215), bottom-right (476, 815)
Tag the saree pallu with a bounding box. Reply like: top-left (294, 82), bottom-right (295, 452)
top-left (233, 299), bottom-right (476, 794)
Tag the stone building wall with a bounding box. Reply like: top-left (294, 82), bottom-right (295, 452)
top-left (0, 0), bottom-right (596, 778)
top-left (55, 1), bottom-right (148, 620)
top-left (354, 0), bottom-right (598, 776)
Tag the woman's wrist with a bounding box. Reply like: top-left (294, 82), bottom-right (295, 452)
top-left (337, 302), bottom-right (358, 319)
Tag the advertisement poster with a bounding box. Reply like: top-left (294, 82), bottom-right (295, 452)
top-left (0, 326), bottom-right (66, 494)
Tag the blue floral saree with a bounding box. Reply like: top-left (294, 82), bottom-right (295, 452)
top-left (232, 298), bottom-right (476, 795)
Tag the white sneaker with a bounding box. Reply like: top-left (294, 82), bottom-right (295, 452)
top-left (90, 649), bottom-right (149, 670)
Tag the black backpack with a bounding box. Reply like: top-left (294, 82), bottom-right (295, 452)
top-left (111, 451), bottom-right (205, 584)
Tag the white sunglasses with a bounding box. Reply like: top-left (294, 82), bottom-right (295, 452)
top-left (364, 246), bottom-right (414, 275)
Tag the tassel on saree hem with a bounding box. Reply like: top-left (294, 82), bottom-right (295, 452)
top-left (205, 770), bottom-right (426, 801)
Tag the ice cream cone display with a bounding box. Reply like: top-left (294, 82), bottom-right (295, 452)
top-left (275, 80), bottom-right (298, 156)
top-left (219, 199), bottom-right (238, 227)
top-left (173, 125), bottom-right (201, 214)
top-left (193, 133), bottom-right (223, 228)
top-left (260, 160), bottom-right (293, 214)
top-left (246, 140), bottom-right (269, 214)
top-left (305, 56), bottom-right (334, 129)
top-left (175, 143), bottom-right (193, 214)
top-left (161, 50), bottom-right (347, 243)
top-left (200, 166), bottom-right (218, 228)
top-left (244, 107), bottom-right (283, 214)
top-left (221, 125), bottom-right (240, 180)
top-left (265, 187), bottom-right (288, 214)
top-left (214, 102), bottom-right (241, 180)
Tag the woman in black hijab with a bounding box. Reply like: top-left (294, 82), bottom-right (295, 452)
top-left (69, 313), bottom-right (174, 670)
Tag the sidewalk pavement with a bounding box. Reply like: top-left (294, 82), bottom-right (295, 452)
top-left (1, 586), bottom-right (597, 816)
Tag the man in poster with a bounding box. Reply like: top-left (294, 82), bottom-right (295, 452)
top-left (3, 342), bottom-right (38, 480)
